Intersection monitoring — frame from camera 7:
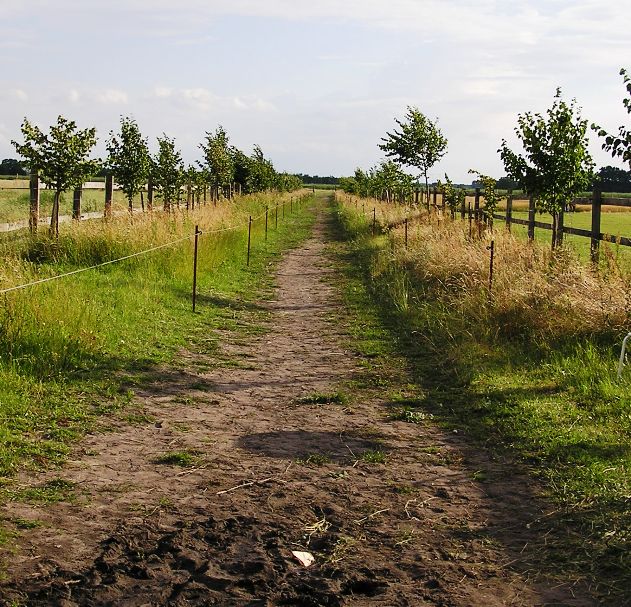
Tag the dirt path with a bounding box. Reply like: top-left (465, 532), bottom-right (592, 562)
top-left (0, 208), bottom-right (594, 606)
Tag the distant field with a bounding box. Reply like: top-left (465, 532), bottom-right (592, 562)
top-left (498, 209), bottom-right (631, 264)
top-left (304, 183), bottom-right (337, 190)
top-left (0, 187), bottom-right (132, 224)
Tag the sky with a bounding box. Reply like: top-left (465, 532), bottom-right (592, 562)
top-left (0, 0), bottom-right (629, 183)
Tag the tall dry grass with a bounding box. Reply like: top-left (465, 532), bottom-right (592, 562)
top-left (0, 191), bottom-right (291, 292)
top-left (339, 193), bottom-right (631, 346)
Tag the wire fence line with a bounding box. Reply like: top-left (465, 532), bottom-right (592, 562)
top-left (0, 198), bottom-right (295, 298)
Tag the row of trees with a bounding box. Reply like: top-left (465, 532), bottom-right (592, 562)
top-left (11, 116), bottom-right (302, 235)
top-left (339, 107), bottom-right (448, 203)
top-left (340, 68), bottom-right (630, 249)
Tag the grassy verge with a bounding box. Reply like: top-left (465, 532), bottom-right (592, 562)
top-left (331, 195), bottom-right (631, 602)
top-left (0, 193), bottom-right (316, 486)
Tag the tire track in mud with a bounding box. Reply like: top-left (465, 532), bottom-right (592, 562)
top-left (0, 208), bottom-right (594, 606)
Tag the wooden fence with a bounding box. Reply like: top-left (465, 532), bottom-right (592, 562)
top-left (425, 187), bottom-right (631, 263)
top-left (18, 173), bottom-right (219, 234)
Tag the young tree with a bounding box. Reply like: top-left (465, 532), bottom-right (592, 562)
top-left (379, 107), bottom-right (448, 202)
top-left (12, 115), bottom-right (98, 236)
top-left (152, 135), bottom-right (183, 212)
top-left (440, 174), bottom-right (466, 218)
top-left (468, 170), bottom-right (502, 226)
top-left (499, 89), bottom-right (594, 249)
top-left (592, 68), bottom-right (631, 169)
top-left (248, 145), bottom-right (276, 193)
top-left (106, 116), bottom-right (150, 214)
top-left (229, 146), bottom-right (252, 194)
top-left (371, 160), bottom-right (413, 203)
top-left (199, 126), bottom-right (234, 200)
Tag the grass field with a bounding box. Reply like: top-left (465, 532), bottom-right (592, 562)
top-left (334, 193), bottom-right (631, 601)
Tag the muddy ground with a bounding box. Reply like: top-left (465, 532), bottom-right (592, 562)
top-left (0, 210), bottom-right (597, 606)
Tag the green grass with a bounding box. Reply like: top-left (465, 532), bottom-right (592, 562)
top-left (297, 453), bottom-right (331, 466)
top-left (388, 406), bottom-right (432, 424)
top-left (498, 209), bottom-right (631, 264)
top-left (0, 193), bottom-right (316, 487)
top-left (153, 450), bottom-right (201, 467)
top-left (331, 197), bottom-right (631, 601)
top-left (7, 478), bottom-right (76, 504)
top-left (357, 449), bottom-right (387, 464)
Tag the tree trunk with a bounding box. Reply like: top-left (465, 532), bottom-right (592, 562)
top-left (50, 189), bottom-right (60, 237)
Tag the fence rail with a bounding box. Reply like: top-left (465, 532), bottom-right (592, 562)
top-left (441, 187), bottom-right (630, 262)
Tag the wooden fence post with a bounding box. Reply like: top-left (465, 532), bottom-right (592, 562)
top-left (460, 192), bottom-right (466, 220)
top-left (147, 178), bottom-right (154, 212)
top-left (415, 189), bottom-right (419, 205)
top-left (247, 216), bottom-right (252, 266)
top-left (474, 188), bottom-right (481, 221)
top-left (29, 171), bottom-right (39, 233)
top-left (505, 190), bottom-right (513, 232)
top-left (72, 185), bottom-right (82, 220)
top-left (468, 201), bottom-right (472, 239)
top-left (556, 207), bottom-right (565, 248)
top-left (591, 188), bottom-right (602, 264)
top-left (192, 225), bottom-right (200, 312)
top-left (528, 196), bottom-right (536, 241)
top-left (104, 174), bottom-right (113, 218)
top-left (441, 188), bottom-right (446, 213)
top-left (432, 187), bottom-right (437, 209)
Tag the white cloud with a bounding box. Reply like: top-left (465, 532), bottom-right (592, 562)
top-left (10, 89), bottom-right (28, 101)
top-left (95, 89), bottom-right (128, 105)
top-left (67, 89), bottom-right (80, 103)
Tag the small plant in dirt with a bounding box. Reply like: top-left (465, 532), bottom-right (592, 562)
top-left (11, 517), bottom-right (43, 530)
top-left (299, 391), bottom-right (348, 405)
top-left (9, 478), bottom-right (77, 504)
top-left (153, 450), bottom-right (201, 467)
top-left (390, 483), bottom-right (418, 495)
top-left (394, 527), bottom-right (416, 547)
top-left (297, 453), bottom-right (331, 467)
top-left (124, 411), bottom-right (155, 425)
top-left (326, 535), bottom-right (360, 564)
top-left (472, 470), bottom-right (488, 483)
top-left (388, 406), bottom-right (432, 424)
top-left (358, 449), bottom-right (387, 464)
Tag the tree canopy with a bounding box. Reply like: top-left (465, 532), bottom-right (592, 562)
top-left (106, 116), bottom-right (150, 213)
top-left (152, 135), bottom-right (183, 211)
top-left (12, 115), bottom-right (98, 236)
top-left (499, 89), bottom-right (594, 247)
top-left (379, 107), bottom-right (447, 200)
top-left (0, 158), bottom-right (27, 176)
top-left (199, 126), bottom-right (234, 196)
top-left (592, 68), bottom-right (631, 169)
